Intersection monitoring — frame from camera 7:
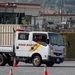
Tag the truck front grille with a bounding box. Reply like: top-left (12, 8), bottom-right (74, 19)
top-left (54, 52), bottom-right (62, 56)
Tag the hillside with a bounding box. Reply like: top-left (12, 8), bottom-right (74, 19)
top-left (0, 0), bottom-right (75, 8)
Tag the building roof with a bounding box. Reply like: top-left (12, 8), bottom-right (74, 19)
top-left (64, 4), bottom-right (75, 7)
top-left (0, 2), bottom-right (40, 8)
top-left (40, 14), bottom-right (75, 16)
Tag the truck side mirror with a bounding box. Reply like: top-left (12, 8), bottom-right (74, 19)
top-left (67, 41), bottom-right (70, 48)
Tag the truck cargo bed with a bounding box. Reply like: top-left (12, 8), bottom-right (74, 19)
top-left (0, 46), bottom-right (13, 52)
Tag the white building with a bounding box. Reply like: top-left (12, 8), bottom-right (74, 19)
top-left (0, 2), bottom-right (41, 24)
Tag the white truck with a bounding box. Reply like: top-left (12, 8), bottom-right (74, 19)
top-left (0, 28), bottom-right (64, 66)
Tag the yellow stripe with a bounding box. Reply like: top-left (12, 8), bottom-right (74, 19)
top-left (29, 42), bottom-right (41, 52)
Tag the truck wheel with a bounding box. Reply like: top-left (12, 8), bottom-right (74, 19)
top-left (8, 61), bottom-right (13, 66)
top-left (0, 54), bottom-right (7, 66)
top-left (32, 55), bottom-right (41, 67)
top-left (46, 62), bottom-right (54, 67)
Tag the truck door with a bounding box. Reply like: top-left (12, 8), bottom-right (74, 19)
top-left (33, 33), bottom-right (47, 46)
top-left (15, 32), bottom-right (31, 57)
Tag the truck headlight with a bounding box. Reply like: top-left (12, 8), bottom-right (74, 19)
top-left (63, 47), bottom-right (66, 56)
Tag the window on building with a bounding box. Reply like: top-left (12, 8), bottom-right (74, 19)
top-left (0, 13), bottom-right (32, 24)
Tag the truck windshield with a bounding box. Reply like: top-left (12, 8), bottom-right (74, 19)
top-left (48, 33), bottom-right (63, 46)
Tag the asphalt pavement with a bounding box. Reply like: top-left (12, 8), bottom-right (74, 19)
top-left (0, 61), bottom-right (75, 75)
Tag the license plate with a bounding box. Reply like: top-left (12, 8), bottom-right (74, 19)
top-left (57, 58), bottom-right (60, 62)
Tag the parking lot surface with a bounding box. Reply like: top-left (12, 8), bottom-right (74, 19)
top-left (0, 61), bottom-right (75, 75)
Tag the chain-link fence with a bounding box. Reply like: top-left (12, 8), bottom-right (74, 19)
top-left (60, 32), bottom-right (75, 60)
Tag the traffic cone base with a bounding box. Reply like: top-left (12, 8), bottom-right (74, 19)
top-left (9, 68), bottom-right (13, 75)
top-left (43, 65), bottom-right (48, 75)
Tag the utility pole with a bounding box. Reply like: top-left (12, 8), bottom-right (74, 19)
top-left (60, 0), bottom-right (64, 22)
top-left (42, 0), bottom-right (46, 30)
top-left (55, 0), bottom-right (59, 13)
top-left (16, 0), bottom-right (18, 2)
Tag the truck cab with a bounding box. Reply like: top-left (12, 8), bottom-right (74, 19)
top-left (14, 29), bottom-right (64, 66)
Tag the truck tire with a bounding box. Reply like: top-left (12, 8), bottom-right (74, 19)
top-left (0, 54), bottom-right (7, 66)
top-left (46, 62), bottom-right (54, 67)
top-left (8, 61), bottom-right (13, 66)
top-left (32, 55), bottom-right (41, 67)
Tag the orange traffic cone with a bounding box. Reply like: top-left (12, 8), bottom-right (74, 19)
top-left (43, 65), bottom-right (48, 75)
top-left (13, 58), bottom-right (17, 67)
top-left (9, 68), bottom-right (13, 75)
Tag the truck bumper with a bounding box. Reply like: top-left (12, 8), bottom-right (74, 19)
top-left (43, 56), bottom-right (64, 64)
top-left (48, 56), bottom-right (64, 63)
